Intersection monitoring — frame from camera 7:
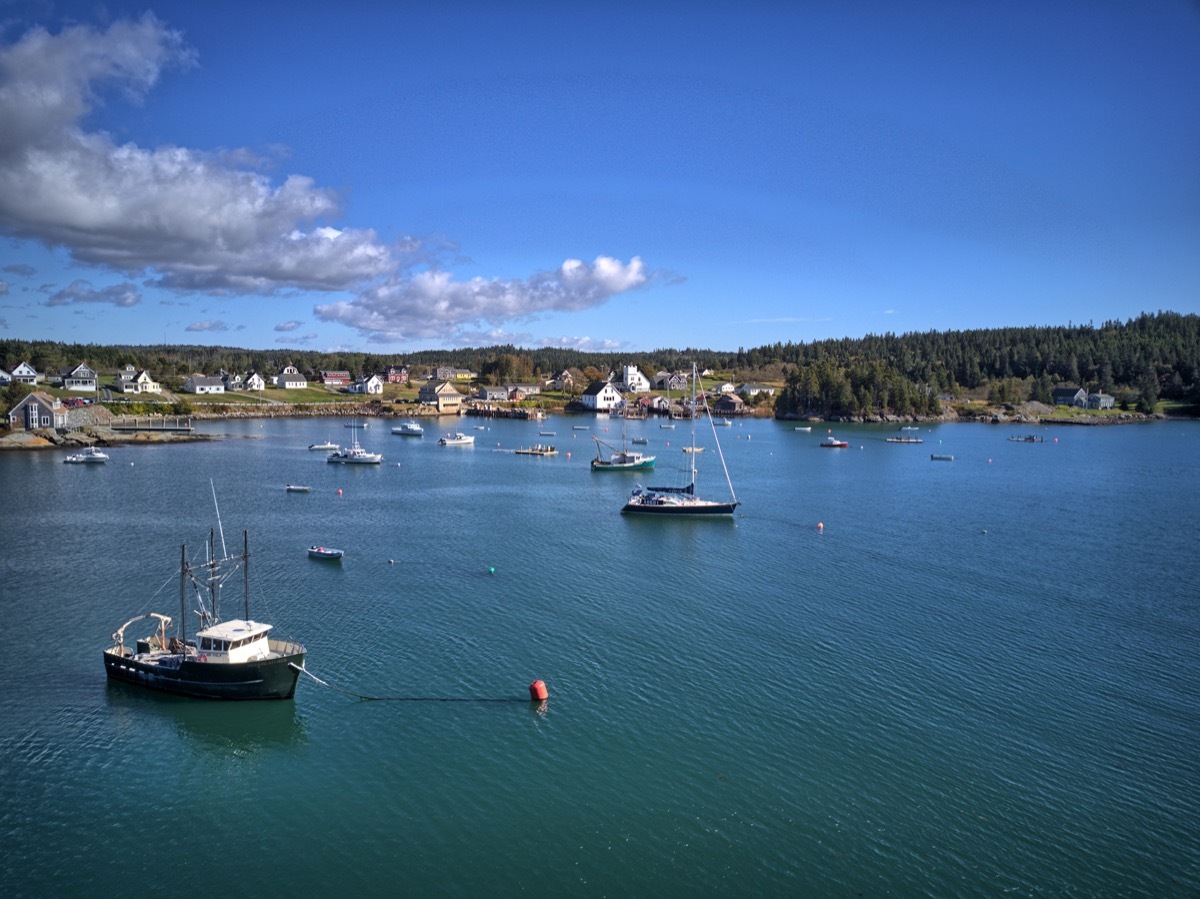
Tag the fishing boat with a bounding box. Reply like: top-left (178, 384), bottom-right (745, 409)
top-left (885, 436), bottom-right (923, 444)
top-left (392, 421), bottom-right (424, 436)
top-left (631, 436), bottom-right (649, 445)
top-left (308, 440), bottom-right (339, 451)
top-left (307, 545), bottom-right (344, 560)
top-left (820, 436), bottom-right (849, 448)
top-left (438, 431), bottom-right (475, 446)
top-left (1008, 434), bottom-right (1045, 443)
top-left (794, 426), bottom-right (812, 432)
top-left (327, 426), bottom-right (382, 464)
top-left (514, 444), bottom-right (557, 456)
top-left (285, 484), bottom-right (311, 492)
top-left (63, 446), bottom-right (109, 463)
top-left (345, 421), bottom-right (369, 429)
top-left (682, 445), bottom-right (705, 454)
top-left (591, 434), bottom-right (656, 471)
top-left (102, 493), bottom-right (306, 700)
top-left (622, 364), bottom-right (739, 516)
top-left (931, 453), bottom-right (955, 462)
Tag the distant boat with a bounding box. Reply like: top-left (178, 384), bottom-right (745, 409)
top-left (682, 445), bottom-right (705, 454)
top-left (392, 421), bottom-right (424, 437)
top-left (307, 545), bottom-right (344, 560)
top-left (901, 426), bottom-right (919, 431)
top-left (438, 432), bottom-right (475, 446)
top-left (719, 418), bottom-right (732, 426)
top-left (345, 421), bottom-right (368, 429)
top-left (820, 436), bottom-right (849, 448)
top-left (515, 444), bottom-right (558, 456)
top-left (659, 423), bottom-right (676, 430)
top-left (931, 454), bottom-right (954, 462)
top-left (309, 440), bottom-right (339, 451)
top-left (622, 363), bottom-right (739, 517)
top-left (794, 426), bottom-right (812, 432)
top-left (573, 425), bottom-right (590, 430)
top-left (285, 484), bottom-right (311, 492)
top-left (591, 434), bottom-right (656, 471)
top-left (539, 430), bottom-right (556, 437)
top-left (64, 446), bottom-right (109, 464)
top-left (1008, 434), bottom-right (1045, 443)
top-left (631, 436), bottom-right (649, 445)
top-left (886, 437), bottom-right (923, 444)
top-left (327, 426), bottom-right (382, 464)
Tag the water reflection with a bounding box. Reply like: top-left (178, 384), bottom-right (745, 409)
top-left (105, 681), bottom-right (307, 751)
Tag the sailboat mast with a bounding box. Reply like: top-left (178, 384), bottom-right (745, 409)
top-left (209, 528), bottom-right (218, 623)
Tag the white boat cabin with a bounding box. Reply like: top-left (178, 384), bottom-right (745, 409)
top-left (195, 619), bottom-right (273, 663)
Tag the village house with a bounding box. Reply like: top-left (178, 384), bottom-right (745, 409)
top-left (508, 383), bottom-right (541, 401)
top-left (476, 385), bottom-right (509, 402)
top-left (1087, 392), bottom-right (1115, 410)
top-left (716, 381), bottom-right (737, 394)
top-left (10, 361), bottom-right (40, 385)
top-left (382, 365), bottom-right (409, 384)
top-left (242, 371), bottom-right (266, 391)
top-left (712, 394), bottom-right (747, 417)
top-left (1051, 386), bottom-right (1088, 407)
top-left (7, 390), bottom-right (68, 430)
top-left (60, 363), bottom-right (98, 391)
top-left (183, 374), bottom-right (225, 394)
top-left (435, 366), bottom-right (476, 382)
top-left (276, 365), bottom-right (307, 389)
top-left (738, 382), bottom-right (776, 399)
top-left (349, 374), bottom-right (383, 395)
top-left (654, 371), bottom-right (689, 392)
top-left (320, 370), bottom-right (352, 387)
top-left (117, 369), bottom-right (161, 395)
top-left (549, 369), bottom-right (576, 392)
top-left (581, 380), bottom-right (623, 412)
top-left (419, 380), bottom-right (465, 412)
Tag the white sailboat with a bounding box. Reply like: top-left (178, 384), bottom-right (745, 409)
top-left (622, 364), bottom-right (739, 516)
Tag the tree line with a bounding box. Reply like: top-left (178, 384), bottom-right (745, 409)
top-left (2, 311), bottom-right (1197, 418)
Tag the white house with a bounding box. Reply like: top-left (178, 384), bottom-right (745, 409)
top-left (276, 365), bottom-right (307, 389)
top-left (10, 361), bottom-right (40, 385)
top-left (581, 380), bottom-right (623, 411)
top-left (118, 369), bottom-right (161, 394)
top-left (738, 382), bottom-right (775, 398)
top-left (183, 375), bottom-right (225, 394)
top-left (349, 374), bottom-right (383, 395)
top-left (621, 365), bottom-right (651, 393)
top-left (243, 371), bottom-right (266, 391)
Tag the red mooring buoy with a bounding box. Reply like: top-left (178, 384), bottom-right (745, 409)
top-left (529, 679), bottom-right (548, 701)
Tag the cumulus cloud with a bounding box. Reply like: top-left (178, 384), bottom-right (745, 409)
top-left (3, 263), bottom-right (36, 276)
top-left (0, 14), bottom-right (656, 344)
top-left (0, 14), bottom-right (392, 294)
top-left (315, 255), bottom-right (649, 342)
top-left (46, 279), bottom-right (140, 307)
top-left (274, 320), bottom-right (303, 331)
top-left (185, 319), bottom-right (229, 332)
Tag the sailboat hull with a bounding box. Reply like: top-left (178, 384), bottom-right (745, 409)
top-left (621, 495), bottom-right (739, 516)
top-left (103, 641), bottom-right (305, 700)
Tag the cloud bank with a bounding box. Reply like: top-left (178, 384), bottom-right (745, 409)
top-left (0, 14), bottom-right (652, 343)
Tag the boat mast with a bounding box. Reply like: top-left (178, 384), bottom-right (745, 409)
top-left (243, 530), bottom-right (250, 620)
top-left (209, 527), bottom-right (219, 624)
top-left (699, 366), bottom-right (738, 505)
top-left (179, 543), bottom-right (187, 644)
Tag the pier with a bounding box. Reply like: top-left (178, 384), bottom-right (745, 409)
top-left (110, 414), bottom-right (194, 433)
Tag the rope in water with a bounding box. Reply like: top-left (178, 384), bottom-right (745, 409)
top-left (290, 663), bottom-right (528, 703)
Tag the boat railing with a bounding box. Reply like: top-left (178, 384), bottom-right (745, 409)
top-left (269, 638), bottom-right (305, 657)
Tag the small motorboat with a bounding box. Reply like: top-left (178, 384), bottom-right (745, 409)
top-left (392, 421), bottom-right (424, 436)
top-left (308, 545), bottom-right (344, 560)
top-left (309, 440), bottom-right (339, 451)
top-left (64, 446), bottom-right (109, 463)
top-left (285, 485), bottom-right (311, 492)
top-left (820, 436), bottom-right (849, 448)
top-left (438, 432), bottom-right (475, 446)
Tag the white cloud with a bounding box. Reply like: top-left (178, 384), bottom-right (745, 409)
top-left (0, 14), bottom-right (657, 344)
top-left (316, 255), bottom-right (649, 342)
top-left (45, 279), bottom-right (140, 307)
top-left (0, 15), bottom-right (392, 294)
top-left (274, 320), bottom-right (304, 332)
top-left (185, 319), bottom-right (229, 332)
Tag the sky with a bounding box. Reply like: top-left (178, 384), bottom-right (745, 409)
top-left (0, 0), bottom-right (1197, 355)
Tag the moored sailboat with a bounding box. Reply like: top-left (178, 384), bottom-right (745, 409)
top-left (622, 364), bottom-right (739, 516)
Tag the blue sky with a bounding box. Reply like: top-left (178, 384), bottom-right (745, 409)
top-left (0, 1), bottom-right (1197, 354)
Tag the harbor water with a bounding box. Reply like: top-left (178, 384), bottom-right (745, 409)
top-left (1, 416), bottom-right (1197, 897)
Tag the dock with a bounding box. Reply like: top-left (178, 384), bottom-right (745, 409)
top-left (109, 415), bottom-right (195, 433)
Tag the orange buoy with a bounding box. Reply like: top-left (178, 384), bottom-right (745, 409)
top-left (529, 679), bottom-right (548, 701)
top-left (337, 488), bottom-right (343, 495)
top-left (818, 522), bottom-right (824, 532)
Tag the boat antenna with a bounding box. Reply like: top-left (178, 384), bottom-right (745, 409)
top-left (210, 478), bottom-right (228, 560)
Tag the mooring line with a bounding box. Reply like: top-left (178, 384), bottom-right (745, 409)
top-left (290, 663), bottom-right (527, 702)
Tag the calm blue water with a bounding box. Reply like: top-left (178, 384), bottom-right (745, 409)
top-left (1, 417), bottom-right (1197, 897)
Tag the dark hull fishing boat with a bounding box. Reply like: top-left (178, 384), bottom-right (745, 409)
top-left (622, 363), bottom-right (739, 517)
top-left (103, 495), bottom-right (305, 700)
